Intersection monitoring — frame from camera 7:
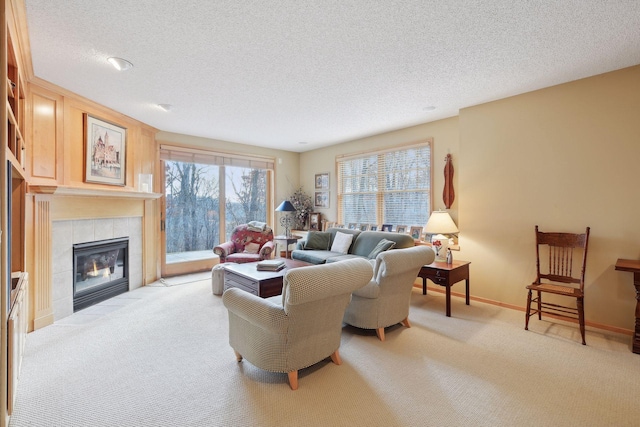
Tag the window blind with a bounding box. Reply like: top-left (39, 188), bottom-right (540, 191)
top-left (159, 145), bottom-right (275, 170)
top-left (337, 141), bottom-right (432, 227)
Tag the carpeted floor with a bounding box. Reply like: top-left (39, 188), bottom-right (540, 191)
top-left (8, 278), bottom-right (640, 427)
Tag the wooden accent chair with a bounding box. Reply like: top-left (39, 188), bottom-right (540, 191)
top-left (525, 225), bottom-right (591, 345)
top-left (343, 245), bottom-right (435, 341)
top-left (222, 258), bottom-right (373, 390)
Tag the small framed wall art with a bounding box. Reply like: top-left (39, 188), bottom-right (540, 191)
top-left (315, 191), bottom-right (329, 208)
top-left (315, 172), bottom-right (329, 190)
top-left (85, 114), bottom-right (127, 186)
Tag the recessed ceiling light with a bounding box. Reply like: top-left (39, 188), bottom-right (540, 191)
top-left (423, 106), bottom-right (437, 112)
top-left (157, 104), bottom-right (173, 112)
top-left (107, 57), bottom-right (133, 71)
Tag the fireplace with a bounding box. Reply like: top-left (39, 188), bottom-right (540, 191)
top-left (73, 237), bottom-right (129, 312)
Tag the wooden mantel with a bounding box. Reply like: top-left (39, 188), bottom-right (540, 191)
top-left (28, 184), bottom-right (162, 199)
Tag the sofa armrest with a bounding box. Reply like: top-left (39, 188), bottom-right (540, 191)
top-left (214, 241), bottom-right (235, 262)
top-left (259, 241), bottom-right (275, 259)
top-left (222, 288), bottom-right (288, 333)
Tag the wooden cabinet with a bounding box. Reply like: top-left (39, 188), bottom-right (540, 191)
top-left (3, 1), bottom-right (30, 424)
top-left (7, 273), bottom-right (27, 415)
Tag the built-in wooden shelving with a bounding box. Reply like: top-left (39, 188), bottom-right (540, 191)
top-left (3, 2), bottom-right (29, 422)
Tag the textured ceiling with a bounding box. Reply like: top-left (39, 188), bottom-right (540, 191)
top-left (24, 0), bottom-right (640, 152)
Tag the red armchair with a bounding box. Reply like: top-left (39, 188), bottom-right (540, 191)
top-left (213, 224), bottom-right (275, 263)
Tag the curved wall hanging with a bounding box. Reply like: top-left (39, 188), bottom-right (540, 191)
top-left (443, 154), bottom-right (454, 208)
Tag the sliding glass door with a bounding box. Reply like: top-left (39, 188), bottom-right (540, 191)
top-left (161, 158), bottom-right (271, 277)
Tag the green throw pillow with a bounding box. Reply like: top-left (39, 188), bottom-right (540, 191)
top-left (304, 231), bottom-right (331, 250)
top-left (367, 238), bottom-right (396, 259)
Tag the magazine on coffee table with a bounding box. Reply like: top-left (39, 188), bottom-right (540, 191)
top-left (257, 259), bottom-right (286, 271)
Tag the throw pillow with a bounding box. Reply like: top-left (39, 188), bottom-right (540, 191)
top-left (367, 238), bottom-right (396, 259)
top-left (304, 231), bottom-right (331, 250)
top-left (243, 242), bottom-right (260, 254)
top-left (330, 232), bottom-right (354, 254)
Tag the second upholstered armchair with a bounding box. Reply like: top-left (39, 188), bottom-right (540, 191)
top-left (222, 258), bottom-right (373, 390)
top-left (213, 223), bottom-right (274, 263)
top-left (343, 245), bottom-right (435, 341)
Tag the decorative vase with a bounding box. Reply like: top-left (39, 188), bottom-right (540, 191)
top-left (432, 235), bottom-right (449, 262)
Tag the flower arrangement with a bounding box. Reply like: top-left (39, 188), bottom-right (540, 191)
top-left (289, 187), bottom-right (314, 230)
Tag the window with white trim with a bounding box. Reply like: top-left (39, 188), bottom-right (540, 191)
top-left (337, 141), bottom-right (432, 229)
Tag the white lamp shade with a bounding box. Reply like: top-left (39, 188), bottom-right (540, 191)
top-left (424, 211), bottom-right (459, 234)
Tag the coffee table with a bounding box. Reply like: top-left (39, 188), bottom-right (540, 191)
top-left (223, 258), bottom-right (313, 298)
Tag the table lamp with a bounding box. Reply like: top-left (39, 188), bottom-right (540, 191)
top-left (424, 210), bottom-right (459, 261)
top-left (275, 200), bottom-right (296, 237)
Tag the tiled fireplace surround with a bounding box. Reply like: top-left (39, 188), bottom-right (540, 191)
top-left (52, 217), bottom-right (143, 320)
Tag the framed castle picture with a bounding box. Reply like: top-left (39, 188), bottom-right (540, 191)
top-left (85, 114), bottom-right (126, 186)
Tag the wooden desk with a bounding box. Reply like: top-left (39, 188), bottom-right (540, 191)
top-left (615, 259), bottom-right (640, 354)
top-left (418, 260), bottom-right (471, 317)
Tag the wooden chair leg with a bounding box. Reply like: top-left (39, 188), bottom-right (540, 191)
top-left (537, 290), bottom-right (542, 320)
top-left (234, 350), bottom-right (243, 362)
top-left (525, 289), bottom-right (532, 330)
top-left (288, 371), bottom-right (298, 390)
top-left (376, 328), bottom-right (385, 341)
top-left (401, 317), bottom-right (411, 328)
top-left (330, 350), bottom-right (342, 365)
top-left (578, 297), bottom-right (586, 345)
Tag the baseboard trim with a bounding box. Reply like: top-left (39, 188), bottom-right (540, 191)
top-left (414, 284), bottom-right (634, 336)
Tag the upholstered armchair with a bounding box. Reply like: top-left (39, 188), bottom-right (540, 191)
top-left (343, 245), bottom-right (435, 341)
top-left (213, 223), bottom-right (274, 263)
top-left (222, 258), bottom-right (373, 390)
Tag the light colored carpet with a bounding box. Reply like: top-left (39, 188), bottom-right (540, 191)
top-left (9, 279), bottom-right (640, 427)
top-left (152, 271), bottom-right (212, 287)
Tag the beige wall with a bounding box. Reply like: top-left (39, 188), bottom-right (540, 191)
top-left (458, 65), bottom-right (640, 331)
top-left (299, 117), bottom-right (461, 225)
top-left (156, 131), bottom-right (301, 237)
top-left (299, 65), bottom-right (640, 332)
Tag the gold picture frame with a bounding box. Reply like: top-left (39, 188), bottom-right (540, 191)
top-left (84, 114), bottom-right (127, 186)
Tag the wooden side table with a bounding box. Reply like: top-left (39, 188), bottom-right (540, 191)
top-left (273, 235), bottom-right (302, 259)
top-left (615, 259), bottom-right (640, 354)
top-left (418, 260), bottom-right (471, 317)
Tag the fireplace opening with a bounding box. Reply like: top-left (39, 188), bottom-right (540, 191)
top-left (73, 237), bottom-right (129, 312)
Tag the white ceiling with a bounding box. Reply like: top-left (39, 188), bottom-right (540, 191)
top-left (24, 1), bottom-right (640, 153)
